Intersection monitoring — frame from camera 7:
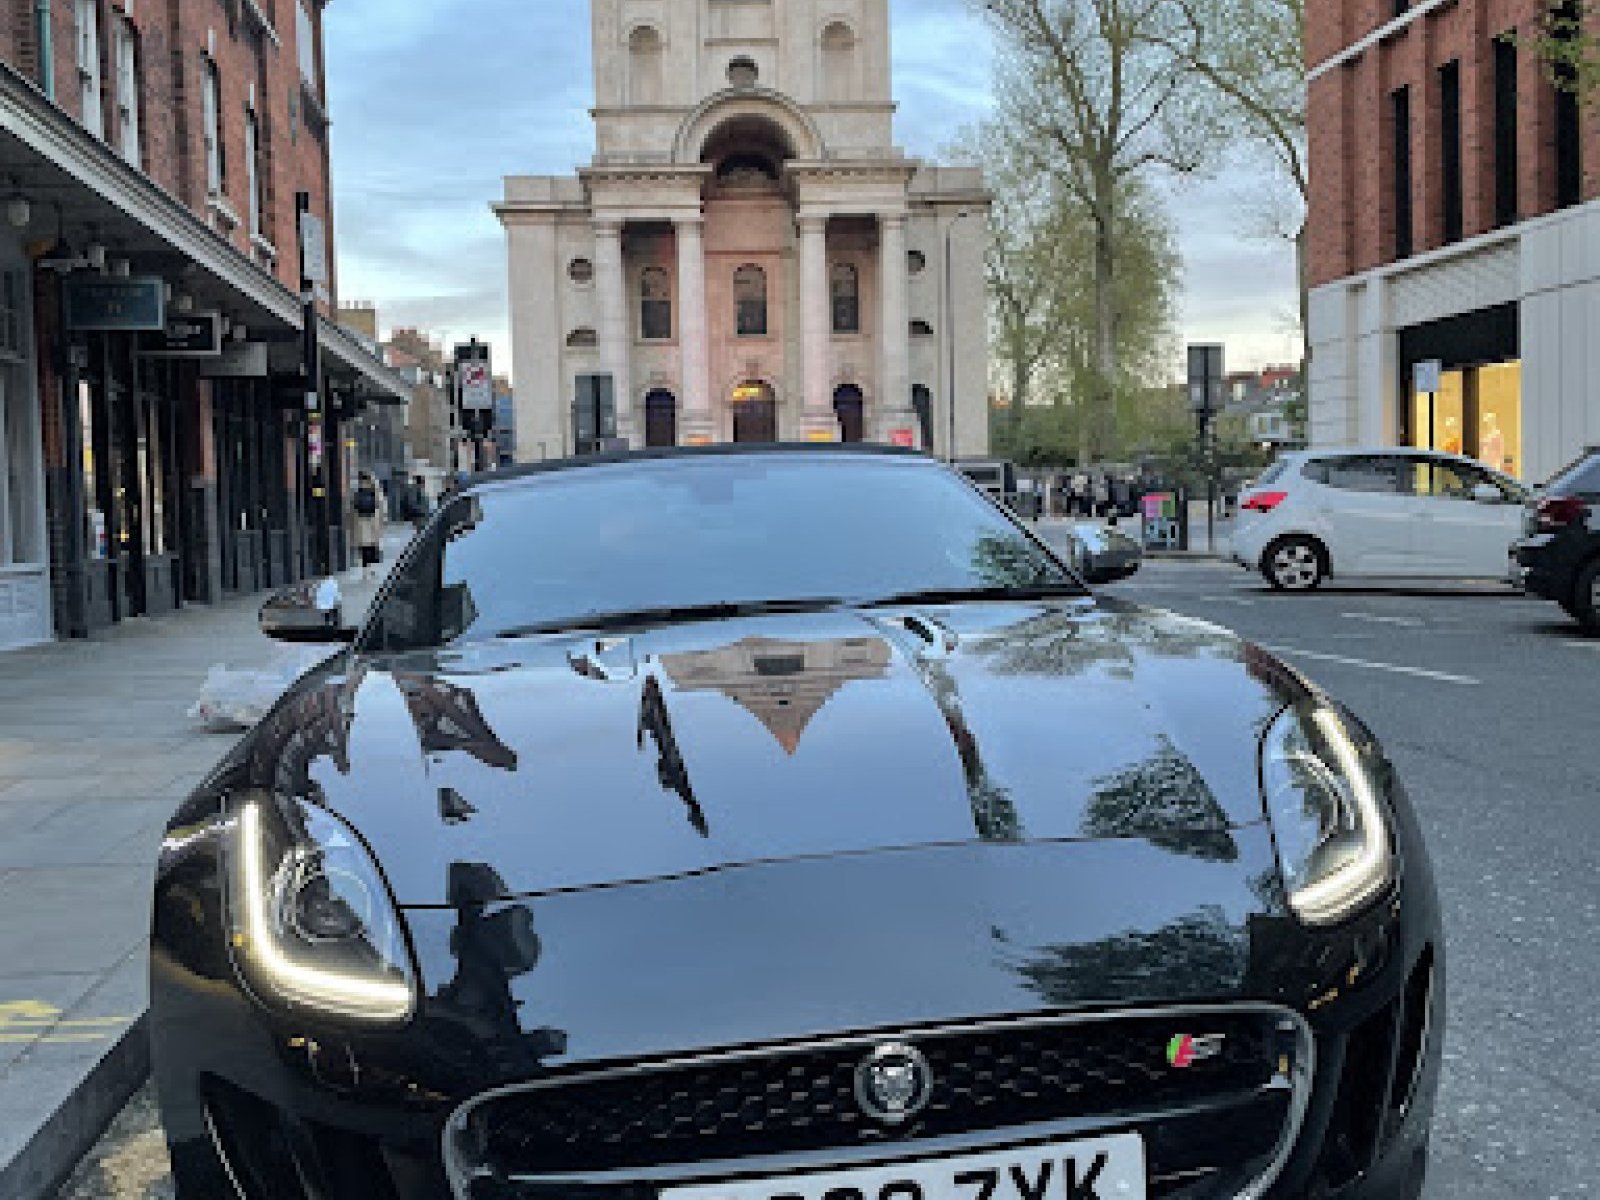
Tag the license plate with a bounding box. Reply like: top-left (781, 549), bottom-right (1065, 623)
top-left (663, 1135), bottom-right (1146, 1200)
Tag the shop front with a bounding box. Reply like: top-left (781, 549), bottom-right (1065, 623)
top-left (1399, 304), bottom-right (1524, 480)
top-left (0, 234), bottom-right (48, 650)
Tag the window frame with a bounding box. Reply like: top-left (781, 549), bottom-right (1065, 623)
top-left (112, 16), bottom-right (140, 167)
top-left (830, 261), bottom-right (860, 335)
top-left (734, 264), bottom-right (768, 338)
top-left (75, 0), bottom-right (103, 140)
top-left (244, 104), bottom-right (263, 238)
top-left (202, 56), bottom-right (225, 196)
top-left (639, 266), bottom-right (672, 342)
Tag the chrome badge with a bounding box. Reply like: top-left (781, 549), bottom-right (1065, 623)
top-left (854, 1042), bottom-right (933, 1125)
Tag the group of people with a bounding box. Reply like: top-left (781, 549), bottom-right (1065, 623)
top-left (349, 472), bottom-right (440, 580)
top-left (1057, 472), bottom-right (1142, 520)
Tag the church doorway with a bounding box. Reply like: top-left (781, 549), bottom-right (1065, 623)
top-left (645, 390), bottom-right (678, 448)
top-left (732, 381), bottom-right (778, 443)
top-left (833, 385), bottom-right (865, 443)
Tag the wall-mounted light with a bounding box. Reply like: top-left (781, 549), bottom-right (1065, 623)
top-left (162, 281), bottom-right (174, 303)
top-left (5, 195), bottom-right (31, 229)
top-left (111, 258), bottom-right (131, 278)
top-left (84, 239), bottom-right (107, 272)
top-left (174, 293), bottom-right (194, 313)
top-left (233, 323), bottom-right (248, 342)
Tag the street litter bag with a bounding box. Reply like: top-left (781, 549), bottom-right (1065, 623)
top-left (189, 646), bottom-right (338, 732)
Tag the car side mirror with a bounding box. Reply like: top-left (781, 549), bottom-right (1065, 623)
top-left (259, 579), bottom-right (357, 644)
top-left (1471, 483), bottom-right (1504, 505)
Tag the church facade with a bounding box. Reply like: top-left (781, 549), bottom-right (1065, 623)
top-left (496, 0), bottom-right (991, 460)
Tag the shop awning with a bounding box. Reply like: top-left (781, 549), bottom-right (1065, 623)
top-left (0, 62), bottom-right (410, 404)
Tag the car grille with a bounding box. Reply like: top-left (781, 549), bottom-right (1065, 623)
top-left (461, 1010), bottom-right (1289, 1179)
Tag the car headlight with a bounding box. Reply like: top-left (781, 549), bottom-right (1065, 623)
top-left (1260, 703), bottom-right (1393, 926)
top-left (225, 791), bottom-right (417, 1023)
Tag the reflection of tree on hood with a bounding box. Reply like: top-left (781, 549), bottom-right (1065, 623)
top-left (971, 609), bottom-right (1240, 681)
top-left (1011, 905), bottom-right (1248, 1005)
top-left (1084, 735), bottom-right (1239, 863)
top-left (247, 666), bottom-right (363, 797)
top-left (393, 672), bottom-right (518, 772)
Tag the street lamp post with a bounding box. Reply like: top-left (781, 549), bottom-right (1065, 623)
top-left (943, 209), bottom-right (973, 463)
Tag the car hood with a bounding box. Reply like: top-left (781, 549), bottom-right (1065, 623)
top-left (244, 599), bottom-right (1303, 907)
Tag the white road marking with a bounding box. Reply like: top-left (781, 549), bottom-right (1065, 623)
top-left (1341, 612), bottom-right (1425, 628)
top-left (1259, 643), bottom-right (1480, 686)
top-left (1564, 641), bottom-right (1600, 651)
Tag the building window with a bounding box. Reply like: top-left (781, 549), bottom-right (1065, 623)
top-left (640, 266), bottom-right (672, 340)
top-left (245, 107), bottom-right (263, 238)
top-left (831, 262), bottom-right (860, 334)
top-left (566, 328), bottom-right (598, 349)
top-left (202, 58), bottom-right (225, 195)
top-left (728, 57), bottom-right (759, 89)
top-left (75, 0), bottom-right (103, 139)
top-left (1392, 86), bottom-right (1412, 260)
top-left (630, 25), bottom-right (663, 106)
top-left (1439, 61), bottom-right (1462, 244)
top-left (911, 319), bottom-right (935, 338)
top-left (821, 21), bottom-right (856, 103)
top-left (735, 265), bottom-right (768, 337)
top-left (568, 258), bottom-right (594, 285)
top-left (908, 250), bottom-right (927, 275)
top-left (1555, 1), bottom-right (1583, 210)
top-left (113, 18), bottom-right (140, 167)
top-left (296, 0), bottom-right (319, 96)
top-left (1494, 37), bottom-right (1519, 228)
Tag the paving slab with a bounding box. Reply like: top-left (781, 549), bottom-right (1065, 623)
top-left (0, 528), bottom-right (407, 1200)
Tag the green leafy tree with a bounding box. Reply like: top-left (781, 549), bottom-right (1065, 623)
top-left (1521, 2), bottom-right (1600, 103)
top-left (978, 0), bottom-right (1214, 463)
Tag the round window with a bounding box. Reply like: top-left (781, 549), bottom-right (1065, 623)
top-left (568, 258), bottom-right (595, 285)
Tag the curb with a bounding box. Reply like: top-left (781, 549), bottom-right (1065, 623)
top-left (0, 1015), bottom-right (150, 1200)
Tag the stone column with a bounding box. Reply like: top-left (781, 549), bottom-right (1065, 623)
top-left (878, 211), bottom-right (912, 444)
top-left (593, 219), bottom-right (636, 446)
top-left (676, 215), bottom-right (713, 444)
top-left (798, 212), bottom-right (836, 441)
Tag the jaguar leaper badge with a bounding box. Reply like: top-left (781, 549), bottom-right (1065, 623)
top-left (854, 1042), bottom-right (933, 1125)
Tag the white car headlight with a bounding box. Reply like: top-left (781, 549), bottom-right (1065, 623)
top-left (1260, 703), bottom-right (1394, 926)
top-left (225, 791), bottom-right (417, 1023)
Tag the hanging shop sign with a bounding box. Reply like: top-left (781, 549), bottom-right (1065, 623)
top-left (139, 312), bottom-right (224, 358)
top-left (64, 276), bottom-right (166, 332)
top-left (200, 342), bottom-right (270, 378)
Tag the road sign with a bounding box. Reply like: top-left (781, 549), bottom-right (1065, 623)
top-left (1413, 359), bottom-right (1443, 395)
top-left (460, 361), bottom-right (493, 411)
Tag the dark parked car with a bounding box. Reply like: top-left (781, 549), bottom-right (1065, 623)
top-left (151, 447), bottom-right (1442, 1200)
top-left (1513, 446), bottom-right (1600, 630)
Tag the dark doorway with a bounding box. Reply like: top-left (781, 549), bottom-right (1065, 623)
top-left (912, 385), bottom-right (934, 451)
top-left (645, 389), bottom-right (678, 448)
top-left (833, 385), bottom-right (865, 443)
top-left (732, 381), bottom-right (778, 443)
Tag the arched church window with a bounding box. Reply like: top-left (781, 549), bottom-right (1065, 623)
top-left (735, 265), bottom-right (768, 337)
top-left (629, 25), bottom-right (663, 106)
top-left (821, 22), bottom-right (856, 104)
top-left (640, 267), bottom-right (672, 340)
top-left (831, 262), bottom-right (860, 334)
top-left (727, 57), bottom-right (759, 89)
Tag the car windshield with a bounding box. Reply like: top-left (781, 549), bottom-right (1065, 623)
top-left (1545, 452), bottom-right (1600, 497)
top-left (363, 454), bottom-right (1080, 650)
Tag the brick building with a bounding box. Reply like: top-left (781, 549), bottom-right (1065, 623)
top-left (0, 0), bottom-right (406, 651)
top-left (1307, 0), bottom-right (1600, 483)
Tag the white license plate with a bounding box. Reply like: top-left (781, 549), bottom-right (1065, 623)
top-left (663, 1135), bottom-right (1147, 1200)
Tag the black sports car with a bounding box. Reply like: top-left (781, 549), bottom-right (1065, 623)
top-left (151, 447), bottom-right (1442, 1200)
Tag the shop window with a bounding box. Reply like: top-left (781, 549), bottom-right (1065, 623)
top-left (78, 380), bottom-right (107, 561)
top-left (2, 369), bottom-right (41, 567)
top-left (0, 273), bottom-right (24, 360)
top-left (1407, 361), bottom-right (1523, 480)
top-left (640, 266), bottom-right (672, 340)
top-left (1476, 362), bottom-right (1522, 478)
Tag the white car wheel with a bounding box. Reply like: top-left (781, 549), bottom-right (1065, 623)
top-left (1265, 539), bottom-right (1325, 591)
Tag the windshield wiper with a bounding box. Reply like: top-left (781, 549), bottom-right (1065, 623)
top-left (853, 583), bottom-right (1088, 609)
top-left (496, 597), bottom-right (847, 639)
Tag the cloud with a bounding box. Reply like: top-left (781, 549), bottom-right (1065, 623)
top-left (323, 0), bottom-right (1297, 378)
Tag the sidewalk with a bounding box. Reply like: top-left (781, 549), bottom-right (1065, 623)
top-left (0, 528), bottom-right (409, 1200)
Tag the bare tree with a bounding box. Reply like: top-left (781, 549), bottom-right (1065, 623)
top-left (979, 0), bottom-right (1211, 464)
top-left (1169, 0), bottom-right (1308, 359)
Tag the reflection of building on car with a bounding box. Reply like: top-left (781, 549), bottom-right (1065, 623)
top-left (1513, 447), bottom-right (1600, 630)
top-left (956, 459), bottom-right (1020, 508)
top-left (1231, 448), bottom-right (1527, 590)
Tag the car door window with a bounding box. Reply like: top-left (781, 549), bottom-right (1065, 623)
top-left (1408, 459), bottom-right (1478, 500)
top-left (1322, 456), bottom-right (1404, 494)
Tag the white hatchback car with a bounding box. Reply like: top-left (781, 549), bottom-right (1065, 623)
top-left (1231, 448), bottom-right (1529, 590)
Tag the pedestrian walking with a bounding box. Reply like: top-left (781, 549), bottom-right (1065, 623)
top-left (351, 470), bottom-right (387, 582)
top-left (403, 474), bottom-right (432, 532)
top-left (1093, 474), bottom-right (1111, 519)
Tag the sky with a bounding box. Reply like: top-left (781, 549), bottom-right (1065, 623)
top-left (324, 0), bottom-right (1302, 382)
